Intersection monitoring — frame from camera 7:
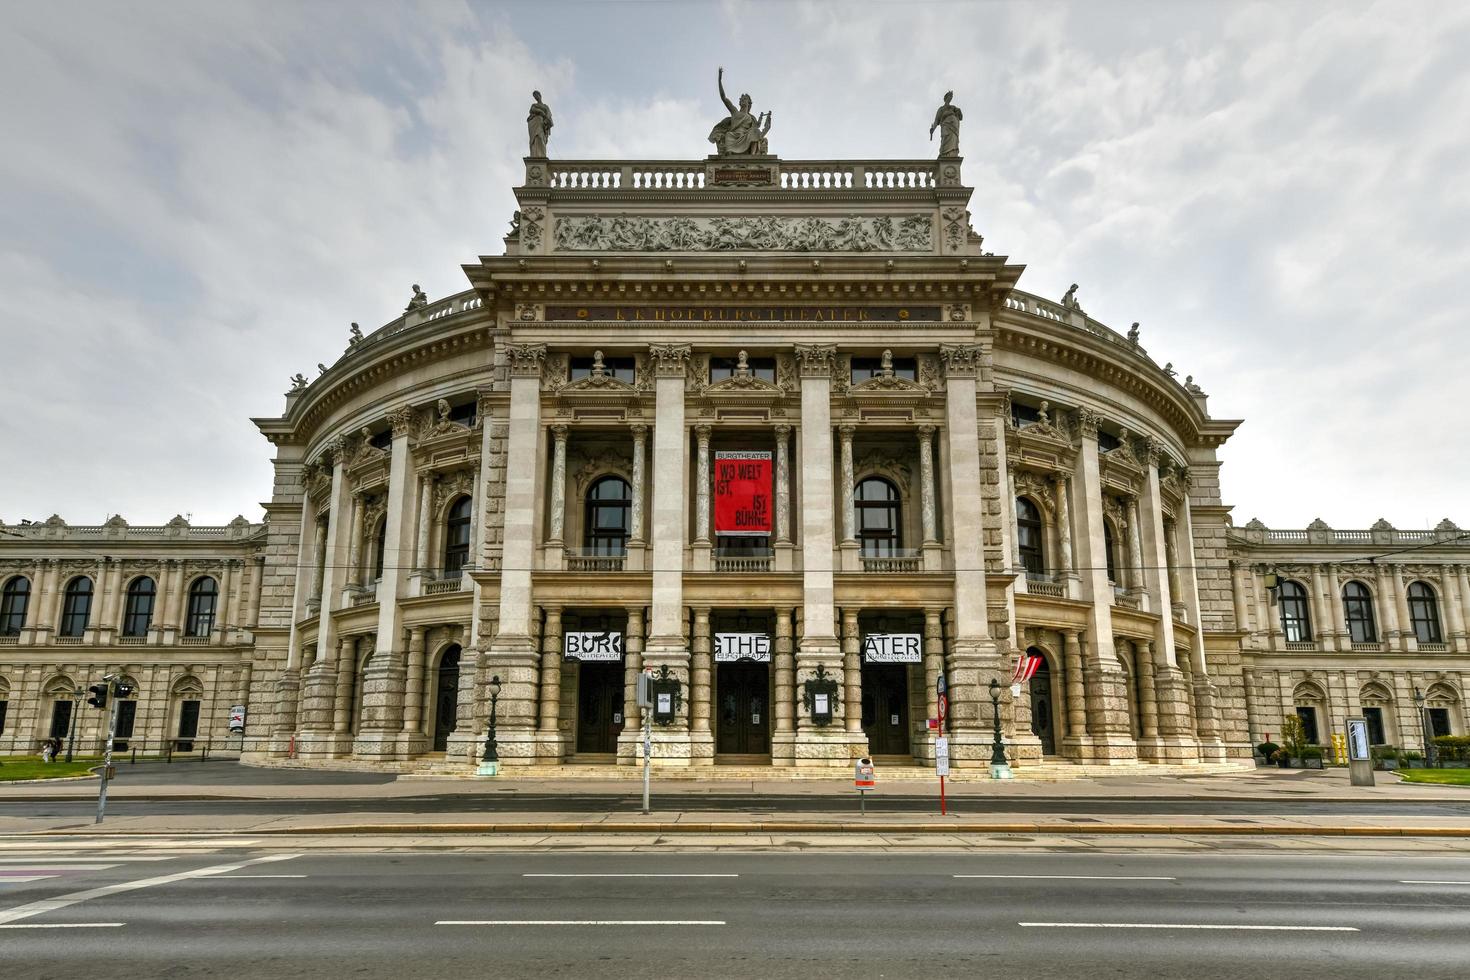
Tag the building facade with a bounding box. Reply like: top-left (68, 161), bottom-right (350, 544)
top-left (3, 140), bottom-right (1467, 770)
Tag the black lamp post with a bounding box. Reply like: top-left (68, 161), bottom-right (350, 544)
top-left (988, 678), bottom-right (1011, 776)
top-left (65, 687), bottom-right (84, 763)
top-left (481, 675), bottom-right (502, 766)
top-left (1414, 687), bottom-right (1436, 768)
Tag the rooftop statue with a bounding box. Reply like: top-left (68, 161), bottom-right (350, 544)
top-left (708, 66), bottom-right (771, 156)
top-left (930, 91), bottom-right (962, 158)
top-left (527, 90), bottom-right (553, 158)
top-left (405, 284), bottom-right (428, 312)
top-left (1061, 283), bottom-right (1084, 311)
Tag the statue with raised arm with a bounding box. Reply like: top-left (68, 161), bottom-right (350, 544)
top-left (708, 67), bottom-right (771, 156)
top-left (930, 90), bottom-right (963, 158)
top-left (527, 90), bottom-right (553, 157)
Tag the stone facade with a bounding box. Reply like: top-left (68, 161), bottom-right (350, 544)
top-left (3, 148), bottom-right (1466, 769)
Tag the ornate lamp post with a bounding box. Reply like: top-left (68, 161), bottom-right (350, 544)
top-left (1414, 687), bottom-right (1437, 768)
top-left (65, 686), bottom-right (84, 763)
top-left (478, 675), bottom-right (502, 777)
top-left (988, 678), bottom-right (1013, 780)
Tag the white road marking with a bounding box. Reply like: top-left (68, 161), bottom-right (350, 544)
top-left (0, 863), bottom-right (119, 870)
top-left (956, 875), bottom-right (1175, 881)
top-left (213, 874), bottom-right (307, 879)
top-left (0, 922), bottom-right (124, 929)
top-left (1019, 922), bottom-right (1359, 932)
top-left (0, 853), bottom-right (302, 925)
top-left (437, 920), bottom-right (726, 926)
top-left (523, 873), bottom-right (739, 878)
top-left (1400, 880), bottom-right (1470, 885)
top-left (0, 876), bottom-right (59, 884)
top-left (0, 857), bottom-right (173, 864)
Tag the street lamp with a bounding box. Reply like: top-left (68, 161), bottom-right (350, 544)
top-left (65, 686), bottom-right (84, 762)
top-left (988, 678), bottom-right (1013, 780)
top-left (1414, 687), bottom-right (1437, 768)
top-left (478, 675), bottom-right (502, 777)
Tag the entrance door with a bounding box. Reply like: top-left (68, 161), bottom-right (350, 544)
top-left (576, 661), bottom-right (623, 754)
top-left (861, 663), bottom-right (911, 756)
top-left (114, 700), bottom-right (137, 752)
top-left (49, 700), bottom-right (72, 739)
top-left (176, 699), bottom-right (200, 752)
top-left (1295, 706), bottom-right (1319, 745)
top-left (716, 662), bottom-right (770, 756)
top-left (432, 647), bottom-right (461, 752)
top-left (1029, 664), bottom-right (1055, 755)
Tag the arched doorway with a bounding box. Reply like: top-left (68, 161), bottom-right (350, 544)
top-left (432, 645), bottom-right (461, 752)
top-left (1027, 648), bottom-right (1056, 755)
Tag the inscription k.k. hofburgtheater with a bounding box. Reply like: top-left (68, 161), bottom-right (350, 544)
top-left (545, 305), bottom-right (941, 323)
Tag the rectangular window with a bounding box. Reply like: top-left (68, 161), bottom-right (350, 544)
top-left (570, 356), bottom-right (635, 384)
top-left (710, 356), bottom-right (775, 383)
top-left (1363, 707), bottom-right (1386, 745)
top-left (1429, 708), bottom-right (1452, 739)
top-left (0, 700), bottom-right (7, 736)
top-left (115, 700), bottom-right (137, 740)
top-left (50, 700), bottom-right (72, 739)
top-left (1295, 706), bottom-right (1319, 745)
top-left (851, 356), bottom-right (916, 385)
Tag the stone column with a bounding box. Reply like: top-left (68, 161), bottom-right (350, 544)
top-left (1052, 474), bottom-right (1073, 576)
top-left (841, 608), bottom-right (863, 736)
top-left (332, 634), bottom-right (355, 734)
top-left (1392, 565), bottom-right (1417, 652)
top-left (414, 475), bottom-right (433, 572)
top-left (402, 627), bottom-right (427, 736)
top-left (547, 424), bottom-right (569, 545)
top-left (921, 608), bottom-right (944, 761)
top-left (1069, 409), bottom-right (1134, 760)
top-left (629, 424), bottom-right (647, 544)
top-left (1062, 629), bottom-right (1089, 746)
top-left (1170, 478), bottom-right (1218, 759)
top-left (1126, 497), bottom-right (1145, 602)
top-left (1447, 565), bottom-right (1469, 652)
top-left (310, 520), bottom-right (327, 600)
top-left (617, 606), bottom-right (646, 763)
top-left (1006, 469), bottom-right (1022, 571)
top-left (1376, 562), bottom-right (1402, 642)
top-left (1308, 564), bottom-right (1332, 651)
top-left (1136, 641), bottom-right (1159, 740)
top-left (345, 493), bottom-right (364, 588)
top-left (486, 343), bottom-right (548, 767)
top-left (772, 606), bottom-right (797, 764)
top-left (691, 607), bottom-right (713, 760)
top-left (773, 423), bottom-right (792, 543)
top-left (917, 425), bottom-right (938, 544)
top-left (694, 425), bottom-right (712, 545)
top-left (537, 606), bottom-right (563, 762)
top-left (838, 424), bottom-right (856, 545)
top-left (1326, 563), bottom-right (1347, 647)
top-left (1229, 560), bottom-right (1252, 636)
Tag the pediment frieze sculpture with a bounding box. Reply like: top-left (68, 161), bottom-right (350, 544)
top-left (1014, 469), bottom-right (1058, 514)
top-left (552, 214), bottom-right (934, 253)
top-left (559, 350), bottom-right (637, 395)
top-left (855, 451), bottom-right (912, 495)
top-left (851, 349), bottom-right (927, 394)
top-left (704, 351), bottom-right (782, 396)
top-left (1017, 400), bottom-right (1068, 444)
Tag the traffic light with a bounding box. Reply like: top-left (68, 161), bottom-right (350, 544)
top-left (86, 683), bottom-right (108, 709)
top-left (113, 682), bottom-right (134, 699)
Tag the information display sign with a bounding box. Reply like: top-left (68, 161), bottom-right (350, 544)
top-left (713, 451), bottom-right (772, 536)
top-left (862, 633), bottom-right (923, 664)
top-left (564, 631), bottom-right (625, 661)
top-left (714, 632), bottom-right (772, 663)
top-left (228, 705), bottom-right (246, 732)
top-left (935, 735), bottom-right (951, 776)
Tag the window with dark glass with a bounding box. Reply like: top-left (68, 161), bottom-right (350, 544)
top-left (0, 576), bottom-right (29, 636)
top-left (570, 355), bottom-right (635, 384)
top-left (856, 478), bottom-right (902, 557)
top-left (1408, 582), bottom-right (1443, 644)
top-left (448, 401), bottom-right (477, 426)
top-left (122, 577), bottom-right (156, 638)
top-left (1103, 521), bottom-right (1119, 583)
top-left (443, 497), bottom-right (473, 573)
top-left (584, 476), bottom-right (631, 556)
top-left (1096, 430), bottom-right (1121, 453)
top-left (1343, 581), bottom-right (1377, 643)
top-left (1363, 706), bottom-right (1386, 745)
top-left (60, 577), bottom-right (93, 637)
top-left (1016, 497), bottom-right (1045, 575)
top-left (185, 577), bottom-right (218, 637)
top-left (1278, 581), bottom-right (1312, 642)
top-left (368, 428), bottom-right (393, 450)
top-left (0, 699), bottom-right (7, 736)
top-left (850, 356), bottom-right (916, 384)
top-left (709, 355), bottom-right (775, 383)
top-left (1011, 402), bottom-right (1042, 428)
top-left (372, 519), bottom-right (387, 580)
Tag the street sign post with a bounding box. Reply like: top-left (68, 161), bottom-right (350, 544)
top-left (636, 672), bottom-right (653, 814)
top-left (935, 735), bottom-right (951, 815)
top-left (854, 757), bottom-right (875, 816)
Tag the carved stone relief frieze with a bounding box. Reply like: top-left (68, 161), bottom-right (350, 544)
top-left (552, 214), bottom-right (934, 252)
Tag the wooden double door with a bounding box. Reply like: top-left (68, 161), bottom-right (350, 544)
top-left (576, 661), bottom-right (624, 754)
top-left (716, 661), bottom-right (770, 757)
top-left (861, 662), bottom-right (911, 756)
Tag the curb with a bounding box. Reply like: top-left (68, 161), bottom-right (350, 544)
top-left (28, 822), bottom-right (1470, 838)
top-left (3, 791), bottom-right (1468, 803)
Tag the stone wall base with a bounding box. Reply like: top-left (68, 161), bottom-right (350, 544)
top-left (792, 726), bottom-right (867, 765)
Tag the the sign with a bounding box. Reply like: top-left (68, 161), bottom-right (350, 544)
top-left (814, 693), bottom-right (830, 717)
top-left (1346, 717), bottom-right (1370, 762)
top-left (714, 632), bottom-right (772, 663)
top-left (228, 705), bottom-right (246, 732)
top-left (656, 692), bottom-right (673, 715)
top-left (862, 633), bottom-right (922, 664)
top-left (546, 305), bottom-right (942, 324)
top-left (936, 673), bottom-right (948, 723)
top-left (854, 757), bottom-right (876, 791)
top-left (564, 631), bottom-right (624, 661)
top-left (711, 166), bottom-right (775, 186)
top-left (713, 451), bottom-right (772, 536)
top-left (935, 736), bottom-right (951, 776)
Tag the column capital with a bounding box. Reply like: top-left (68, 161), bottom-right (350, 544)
top-left (550, 423), bottom-right (569, 441)
top-left (794, 343), bottom-right (836, 376)
top-left (939, 342), bottom-right (981, 378)
top-left (1139, 434), bottom-right (1167, 468)
top-left (629, 421), bottom-right (648, 439)
top-left (1073, 407), bottom-right (1101, 440)
top-left (694, 423), bottom-right (713, 442)
top-left (837, 423), bottom-right (856, 441)
top-left (506, 343), bottom-right (548, 377)
top-left (773, 422), bottom-right (792, 437)
top-left (648, 343), bottom-right (692, 377)
top-left (916, 423), bottom-right (936, 438)
top-left (387, 405), bottom-right (416, 438)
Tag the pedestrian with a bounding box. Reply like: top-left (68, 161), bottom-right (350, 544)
top-left (41, 739), bottom-right (54, 763)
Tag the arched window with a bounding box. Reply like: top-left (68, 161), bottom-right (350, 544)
top-left (372, 518), bottom-right (387, 581)
top-left (185, 577), bottom-right (218, 637)
top-left (856, 477), bottom-right (902, 557)
top-left (1278, 580), bottom-right (1312, 643)
top-left (584, 476), bottom-right (631, 556)
top-left (1015, 497), bottom-right (1044, 575)
top-left (1103, 520), bottom-right (1120, 583)
top-left (1408, 582), bottom-right (1443, 644)
top-left (1342, 581), bottom-right (1377, 644)
top-left (0, 576), bottom-right (29, 637)
top-left (122, 577), bottom-right (156, 638)
top-left (442, 497), bottom-right (472, 573)
top-left (60, 577), bottom-right (93, 638)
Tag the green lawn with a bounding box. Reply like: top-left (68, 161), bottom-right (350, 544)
top-left (1396, 768), bottom-right (1470, 786)
top-left (0, 758), bottom-right (100, 781)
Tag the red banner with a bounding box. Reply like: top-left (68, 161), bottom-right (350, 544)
top-left (713, 451), bottom-right (772, 536)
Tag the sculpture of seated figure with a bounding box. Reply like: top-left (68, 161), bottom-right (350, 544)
top-left (708, 66), bottom-right (771, 156)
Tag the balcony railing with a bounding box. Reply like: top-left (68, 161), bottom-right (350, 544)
top-left (860, 549), bottom-right (923, 573)
top-left (565, 550), bottom-right (626, 573)
top-left (1284, 640), bottom-right (1318, 651)
top-left (423, 573), bottom-right (469, 595)
top-left (0, 635), bottom-right (17, 645)
top-left (713, 553), bottom-right (773, 573)
top-left (117, 636), bottom-right (148, 646)
top-left (544, 159), bottom-right (940, 192)
top-left (1419, 642), bottom-right (1448, 653)
top-left (1350, 641), bottom-right (1383, 653)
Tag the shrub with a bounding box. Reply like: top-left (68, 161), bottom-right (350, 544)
top-left (1371, 744), bottom-right (1399, 760)
top-left (1403, 750), bottom-right (1423, 761)
top-left (1270, 748), bottom-right (1290, 764)
top-left (1256, 741), bottom-right (1280, 759)
top-left (1433, 735), bottom-right (1470, 762)
top-left (1300, 745), bottom-right (1325, 759)
top-left (1280, 715), bottom-right (1308, 758)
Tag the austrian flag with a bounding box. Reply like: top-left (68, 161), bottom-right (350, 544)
top-left (1011, 653), bottom-right (1042, 684)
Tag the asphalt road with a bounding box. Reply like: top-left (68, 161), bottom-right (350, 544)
top-left (2, 847), bottom-right (1468, 978)
top-left (7, 793), bottom-right (1470, 818)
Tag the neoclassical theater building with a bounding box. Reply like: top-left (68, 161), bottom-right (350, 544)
top-left (3, 110), bottom-right (1467, 770)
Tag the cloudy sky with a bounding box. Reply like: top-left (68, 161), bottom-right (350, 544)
top-left (2, 0), bottom-right (1466, 531)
